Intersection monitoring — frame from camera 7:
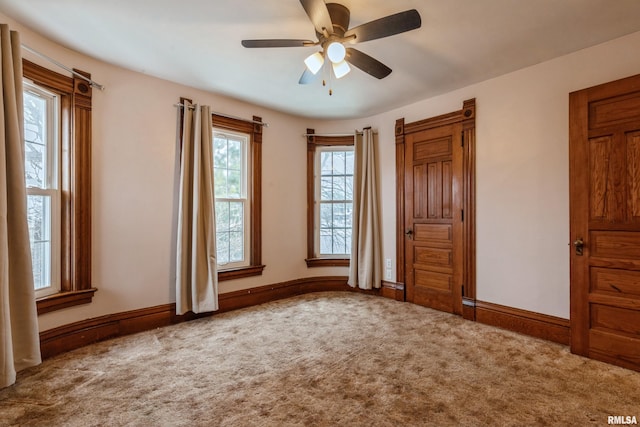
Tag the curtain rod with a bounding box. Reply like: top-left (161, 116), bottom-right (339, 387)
top-left (22, 44), bottom-right (105, 91)
top-left (303, 131), bottom-right (377, 137)
top-left (174, 103), bottom-right (269, 127)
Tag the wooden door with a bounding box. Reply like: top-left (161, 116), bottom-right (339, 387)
top-left (570, 74), bottom-right (640, 372)
top-left (404, 122), bottom-right (463, 314)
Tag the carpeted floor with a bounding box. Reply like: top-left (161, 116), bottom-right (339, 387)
top-left (1, 292), bottom-right (638, 426)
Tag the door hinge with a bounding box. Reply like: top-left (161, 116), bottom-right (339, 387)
top-left (461, 209), bottom-right (464, 222)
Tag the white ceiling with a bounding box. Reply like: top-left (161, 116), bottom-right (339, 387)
top-left (2, 0), bottom-right (640, 119)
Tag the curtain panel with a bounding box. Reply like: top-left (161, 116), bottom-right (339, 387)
top-left (175, 100), bottom-right (218, 315)
top-left (348, 128), bottom-right (382, 290)
top-left (0, 24), bottom-right (42, 389)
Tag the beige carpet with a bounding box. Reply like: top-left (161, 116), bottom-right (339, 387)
top-left (1, 292), bottom-right (638, 426)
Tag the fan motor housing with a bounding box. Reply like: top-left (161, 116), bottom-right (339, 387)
top-left (324, 3), bottom-right (350, 37)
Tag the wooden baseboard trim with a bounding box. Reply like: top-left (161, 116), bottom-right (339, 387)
top-left (462, 297), bottom-right (476, 321)
top-left (39, 276), bottom-right (399, 359)
top-left (381, 280), bottom-right (405, 301)
top-left (475, 300), bottom-right (570, 345)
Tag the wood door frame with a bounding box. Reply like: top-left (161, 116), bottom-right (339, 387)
top-left (395, 99), bottom-right (477, 319)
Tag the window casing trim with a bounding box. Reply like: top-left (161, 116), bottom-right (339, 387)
top-left (305, 129), bottom-right (354, 268)
top-left (23, 59), bottom-right (96, 315)
top-left (211, 113), bottom-right (264, 280)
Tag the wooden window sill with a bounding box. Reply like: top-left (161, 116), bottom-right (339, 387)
top-left (218, 265), bottom-right (265, 281)
top-left (305, 258), bottom-right (350, 268)
top-left (37, 288), bottom-right (97, 315)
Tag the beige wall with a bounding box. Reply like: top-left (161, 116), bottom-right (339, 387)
top-left (5, 12), bottom-right (640, 330)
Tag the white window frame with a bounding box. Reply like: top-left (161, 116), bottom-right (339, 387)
top-left (314, 145), bottom-right (354, 258)
top-left (213, 128), bottom-right (251, 270)
top-left (24, 80), bottom-right (61, 298)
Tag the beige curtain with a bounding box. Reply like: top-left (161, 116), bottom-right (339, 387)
top-left (175, 100), bottom-right (218, 315)
top-left (1, 24), bottom-right (42, 389)
top-left (348, 128), bottom-right (382, 290)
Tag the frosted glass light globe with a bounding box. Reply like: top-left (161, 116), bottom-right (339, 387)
top-left (327, 42), bottom-right (346, 63)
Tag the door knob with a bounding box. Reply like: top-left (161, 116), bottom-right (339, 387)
top-left (405, 229), bottom-right (413, 239)
top-left (573, 237), bottom-right (584, 256)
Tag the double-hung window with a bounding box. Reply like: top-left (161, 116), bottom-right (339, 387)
top-left (317, 147), bottom-right (354, 256)
top-left (23, 59), bottom-right (95, 314)
top-left (213, 129), bottom-right (250, 269)
top-left (24, 82), bottom-right (60, 298)
top-left (306, 131), bottom-right (354, 267)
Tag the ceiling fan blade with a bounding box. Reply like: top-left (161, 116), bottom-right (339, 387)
top-left (299, 68), bottom-right (320, 85)
top-left (241, 39), bottom-right (314, 48)
top-left (344, 9), bottom-right (421, 43)
top-left (346, 48), bottom-right (392, 79)
top-left (299, 0), bottom-right (333, 34)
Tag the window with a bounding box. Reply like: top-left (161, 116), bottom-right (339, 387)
top-left (317, 147), bottom-right (354, 256)
top-left (306, 130), bottom-right (354, 267)
top-left (24, 82), bottom-right (61, 298)
top-left (213, 129), bottom-right (250, 269)
top-left (209, 111), bottom-right (264, 281)
top-left (23, 59), bottom-right (95, 314)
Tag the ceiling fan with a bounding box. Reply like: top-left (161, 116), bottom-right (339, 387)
top-left (241, 0), bottom-right (421, 85)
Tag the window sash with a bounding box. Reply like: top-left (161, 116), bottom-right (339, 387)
top-left (23, 82), bottom-right (61, 298)
top-left (213, 128), bottom-right (250, 269)
top-left (26, 189), bottom-right (61, 298)
top-left (314, 146), bottom-right (354, 258)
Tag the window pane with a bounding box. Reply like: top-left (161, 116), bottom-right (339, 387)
top-left (333, 228), bottom-right (348, 254)
top-left (320, 177), bottom-right (332, 201)
top-left (229, 202), bottom-right (243, 232)
top-left (345, 228), bottom-right (352, 254)
top-left (229, 231), bottom-right (244, 263)
top-left (319, 229), bottom-right (332, 255)
top-left (345, 176), bottom-right (353, 201)
top-left (228, 139), bottom-right (241, 171)
top-left (320, 203), bottom-right (333, 228)
top-left (333, 203), bottom-right (347, 228)
top-left (216, 232), bottom-right (230, 265)
top-left (214, 168), bottom-right (228, 198)
top-left (27, 194), bottom-right (51, 290)
top-left (345, 202), bottom-right (353, 228)
top-left (216, 201), bottom-right (229, 232)
top-left (333, 176), bottom-right (346, 201)
top-left (213, 136), bottom-right (227, 169)
top-left (24, 91), bottom-right (47, 189)
top-left (333, 151), bottom-right (345, 175)
top-left (227, 170), bottom-right (242, 198)
top-left (320, 151), bottom-right (332, 175)
top-left (345, 151), bottom-right (354, 175)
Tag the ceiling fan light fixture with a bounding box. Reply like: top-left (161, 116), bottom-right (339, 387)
top-left (326, 42), bottom-right (346, 63)
top-left (332, 60), bottom-right (351, 79)
top-left (304, 51), bottom-right (325, 74)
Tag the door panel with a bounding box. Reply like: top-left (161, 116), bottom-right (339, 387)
top-left (628, 132), bottom-right (640, 219)
top-left (590, 267), bottom-right (640, 296)
top-left (570, 75), bottom-right (640, 372)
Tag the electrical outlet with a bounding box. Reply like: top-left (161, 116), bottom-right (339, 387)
top-left (385, 258), bottom-right (392, 269)
top-left (385, 268), bottom-right (392, 279)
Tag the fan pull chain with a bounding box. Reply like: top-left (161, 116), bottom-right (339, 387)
top-left (319, 60), bottom-right (334, 96)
